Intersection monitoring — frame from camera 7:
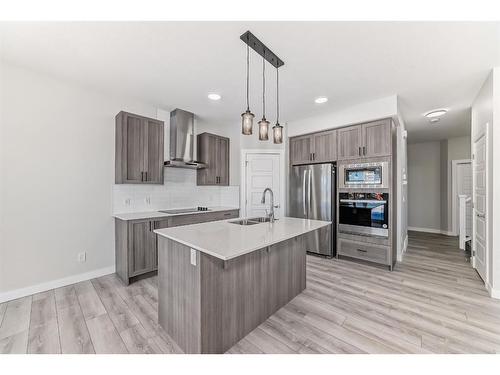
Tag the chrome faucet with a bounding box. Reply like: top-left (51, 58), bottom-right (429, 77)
top-left (261, 188), bottom-right (276, 223)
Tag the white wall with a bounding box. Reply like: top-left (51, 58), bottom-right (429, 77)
top-left (0, 62), bottom-right (158, 297)
top-left (493, 67), bottom-right (500, 293)
top-left (0, 62), bottom-right (239, 301)
top-left (407, 141), bottom-right (442, 231)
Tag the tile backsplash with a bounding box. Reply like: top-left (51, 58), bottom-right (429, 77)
top-left (113, 167), bottom-right (240, 213)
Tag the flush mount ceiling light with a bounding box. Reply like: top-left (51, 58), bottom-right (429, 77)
top-left (315, 96), bottom-right (328, 104)
top-left (208, 93), bottom-right (221, 101)
top-left (240, 31), bottom-right (284, 140)
top-left (429, 118), bottom-right (440, 123)
top-left (425, 109), bottom-right (448, 118)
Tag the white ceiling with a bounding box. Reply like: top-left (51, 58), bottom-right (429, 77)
top-left (1, 22), bottom-right (498, 143)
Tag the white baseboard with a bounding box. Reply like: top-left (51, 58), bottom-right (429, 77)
top-left (486, 283), bottom-right (500, 300)
top-left (408, 226), bottom-right (455, 236)
top-left (0, 266), bottom-right (115, 304)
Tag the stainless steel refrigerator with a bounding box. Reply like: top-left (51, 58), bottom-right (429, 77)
top-left (289, 163), bottom-right (336, 257)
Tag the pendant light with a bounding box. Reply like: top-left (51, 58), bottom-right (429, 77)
top-left (241, 42), bottom-right (254, 135)
top-left (273, 67), bottom-right (283, 144)
top-left (258, 53), bottom-right (270, 141)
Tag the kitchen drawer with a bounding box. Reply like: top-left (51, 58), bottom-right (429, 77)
top-left (168, 213), bottom-right (212, 227)
top-left (337, 238), bottom-right (390, 265)
top-left (213, 210), bottom-right (239, 220)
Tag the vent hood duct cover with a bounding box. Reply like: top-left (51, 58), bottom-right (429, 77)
top-left (164, 108), bottom-right (206, 169)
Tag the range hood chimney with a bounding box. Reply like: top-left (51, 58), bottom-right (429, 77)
top-left (164, 109), bottom-right (206, 169)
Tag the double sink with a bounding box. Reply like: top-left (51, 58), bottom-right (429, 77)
top-left (230, 217), bottom-right (274, 226)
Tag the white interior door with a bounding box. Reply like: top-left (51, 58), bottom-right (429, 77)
top-left (453, 161), bottom-right (472, 235)
top-left (244, 153), bottom-right (281, 218)
top-left (472, 133), bottom-right (488, 282)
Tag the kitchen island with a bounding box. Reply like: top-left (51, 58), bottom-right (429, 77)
top-left (154, 217), bottom-right (331, 354)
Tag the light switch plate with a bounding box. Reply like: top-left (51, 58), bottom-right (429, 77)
top-left (190, 248), bottom-right (197, 266)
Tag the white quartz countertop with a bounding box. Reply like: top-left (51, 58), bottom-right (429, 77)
top-left (154, 217), bottom-right (331, 261)
top-left (113, 206), bottom-right (239, 221)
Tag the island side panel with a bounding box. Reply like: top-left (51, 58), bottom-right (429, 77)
top-left (158, 238), bottom-right (201, 353)
top-left (200, 234), bottom-right (307, 354)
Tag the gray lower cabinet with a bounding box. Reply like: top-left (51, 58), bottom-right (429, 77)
top-left (115, 209), bottom-right (239, 284)
top-left (197, 132), bottom-right (230, 186)
top-left (337, 238), bottom-right (392, 269)
top-left (115, 111), bottom-right (164, 184)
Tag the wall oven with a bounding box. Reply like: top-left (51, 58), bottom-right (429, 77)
top-left (338, 192), bottom-right (389, 237)
top-left (338, 161), bottom-right (389, 189)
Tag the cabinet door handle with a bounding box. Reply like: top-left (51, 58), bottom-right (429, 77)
top-left (363, 146), bottom-right (366, 156)
top-left (141, 171), bottom-right (144, 181)
top-left (145, 171), bottom-right (148, 181)
top-left (357, 248), bottom-right (367, 253)
top-left (312, 152), bottom-right (315, 160)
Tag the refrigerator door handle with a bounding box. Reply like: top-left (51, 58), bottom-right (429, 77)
top-left (307, 169), bottom-right (312, 219)
top-left (302, 169), bottom-right (307, 218)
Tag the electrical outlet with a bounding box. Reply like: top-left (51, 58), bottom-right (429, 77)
top-left (125, 198), bottom-right (131, 206)
top-left (190, 248), bottom-right (197, 266)
top-left (145, 196), bottom-right (151, 205)
top-left (77, 252), bottom-right (86, 263)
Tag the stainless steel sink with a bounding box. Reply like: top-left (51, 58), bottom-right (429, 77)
top-left (229, 219), bottom-right (260, 226)
top-left (229, 217), bottom-right (276, 225)
top-left (247, 217), bottom-right (272, 223)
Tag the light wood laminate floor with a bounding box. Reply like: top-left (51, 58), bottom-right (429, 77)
top-left (2, 231), bottom-right (500, 354)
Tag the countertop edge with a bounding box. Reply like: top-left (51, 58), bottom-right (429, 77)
top-left (155, 220), bottom-right (331, 261)
top-left (113, 206), bottom-right (240, 221)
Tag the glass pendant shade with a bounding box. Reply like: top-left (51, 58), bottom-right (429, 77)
top-left (258, 117), bottom-right (270, 141)
top-left (241, 110), bottom-right (254, 135)
top-left (273, 123), bottom-right (283, 144)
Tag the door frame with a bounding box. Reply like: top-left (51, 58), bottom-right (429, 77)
top-left (240, 149), bottom-right (286, 218)
top-left (451, 159), bottom-right (472, 236)
top-left (472, 123), bottom-right (489, 285)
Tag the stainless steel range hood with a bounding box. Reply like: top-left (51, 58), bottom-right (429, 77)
top-left (164, 108), bottom-right (206, 169)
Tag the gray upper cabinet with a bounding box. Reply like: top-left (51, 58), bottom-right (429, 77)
top-left (313, 130), bottom-right (337, 163)
top-left (115, 111), bottom-right (164, 184)
top-left (337, 126), bottom-right (363, 160)
top-left (337, 119), bottom-right (391, 160)
top-left (197, 132), bottom-right (230, 186)
top-left (362, 119), bottom-right (392, 158)
top-left (290, 130), bottom-right (338, 165)
top-left (290, 135), bottom-right (313, 165)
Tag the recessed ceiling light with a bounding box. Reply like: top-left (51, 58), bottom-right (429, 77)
top-left (208, 93), bottom-right (221, 101)
top-left (429, 118), bottom-right (440, 123)
top-left (425, 109), bottom-right (448, 118)
top-left (315, 96), bottom-right (328, 104)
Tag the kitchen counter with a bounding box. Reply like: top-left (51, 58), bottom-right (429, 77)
top-left (156, 216), bottom-right (331, 353)
top-left (112, 206), bottom-right (239, 221)
top-left (154, 216), bottom-right (331, 261)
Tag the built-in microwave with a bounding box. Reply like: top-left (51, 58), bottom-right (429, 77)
top-left (338, 192), bottom-right (389, 237)
top-left (338, 161), bottom-right (389, 189)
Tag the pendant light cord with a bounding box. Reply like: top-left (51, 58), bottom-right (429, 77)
top-left (246, 43), bottom-right (250, 111)
top-left (262, 54), bottom-right (266, 118)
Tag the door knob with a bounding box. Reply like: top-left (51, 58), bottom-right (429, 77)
top-left (477, 213), bottom-right (485, 218)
